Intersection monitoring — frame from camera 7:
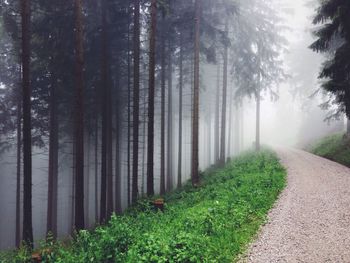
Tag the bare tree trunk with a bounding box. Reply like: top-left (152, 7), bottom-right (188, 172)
top-left (73, 0), bottom-right (85, 231)
top-left (127, 10), bottom-right (132, 205)
top-left (219, 22), bottom-right (228, 166)
top-left (191, 0), bottom-right (201, 186)
top-left (16, 84), bottom-right (22, 247)
top-left (255, 89), bottom-right (261, 151)
top-left (347, 118), bottom-right (350, 135)
top-left (21, 0), bottom-right (33, 246)
top-left (167, 43), bottom-right (173, 191)
top-left (147, 0), bottom-right (157, 196)
top-left (94, 115), bottom-right (99, 223)
top-left (85, 129), bottom-right (90, 227)
top-left (47, 72), bottom-right (58, 238)
top-left (227, 87), bottom-right (233, 158)
top-left (100, 0), bottom-right (108, 223)
top-left (132, 0), bottom-right (141, 204)
top-left (177, 31), bottom-right (184, 188)
top-left (115, 58), bottom-right (122, 214)
top-left (160, 13), bottom-right (166, 195)
top-left (214, 63), bottom-right (220, 164)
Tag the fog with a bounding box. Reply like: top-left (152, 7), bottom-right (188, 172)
top-left (0, 0), bottom-right (345, 251)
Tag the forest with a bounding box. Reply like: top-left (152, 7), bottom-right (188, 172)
top-left (1, 0), bottom-right (350, 262)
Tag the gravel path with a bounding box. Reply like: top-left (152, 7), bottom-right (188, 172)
top-left (240, 148), bottom-right (350, 263)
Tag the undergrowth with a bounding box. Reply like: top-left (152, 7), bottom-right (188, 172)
top-left (0, 150), bottom-right (286, 263)
top-left (309, 133), bottom-right (350, 167)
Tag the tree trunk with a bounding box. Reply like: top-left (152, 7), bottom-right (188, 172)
top-left (115, 58), bottom-right (122, 214)
top-left (73, 0), bottom-right (85, 231)
top-left (94, 115), bottom-right (99, 223)
top-left (214, 63), bottom-right (220, 164)
top-left (21, 0), bottom-right (33, 246)
top-left (177, 31), bottom-right (184, 188)
top-left (167, 42), bottom-right (173, 191)
top-left (191, 0), bottom-right (201, 186)
top-left (147, 0), bottom-right (157, 196)
top-left (132, 0), bottom-right (141, 204)
top-left (16, 85), bottom-right (22, 247)
top-left (347, 118), bottom-right (350, 135)
top-left (100, 0), bottom-right (108, 223)
top-left (256, 89), bottom-right (261, 151)
top-left (227, 87), bottom-right (233, 158)
top-left (47, 72), bottom-right (58, 238)
top-left (219, 22), bottom-right (228, 166)
top-left (126, 10), bottom-right (132, 205)
top-left (160, 13), bottom-right (166, 195)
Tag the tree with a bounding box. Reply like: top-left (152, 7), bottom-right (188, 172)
top-left (21, 0), bottom-right (33, 247)
top-left (191, 0), bottom-right (200, 186)
top-left (310, 0), bottom-right (350, 123)
top-left (73, 0), bottom-right (85, 231)
top-left (132, 0), bottom-right (140, 203)
top-left (147, 0), bottom-right (157, 196)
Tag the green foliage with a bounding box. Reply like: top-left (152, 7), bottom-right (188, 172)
top-left (309, 133), bottom-right (350, 167)
top-left (0, 150), bottom-right (286, 263)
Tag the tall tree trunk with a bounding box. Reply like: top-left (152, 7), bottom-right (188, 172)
top-left (100, 0), bottom-right (109, 223)
top-left (191, 0), bottom-right (201, 186)
top-left (167, 43), bottom-right (173, 191)
top-left (73, 0), bottom-right (85, 231)
top-left (347, 118), bottom-right (350, 135)
top-left (115, 58), bottom-right (122, 214)
top-left (177, 31), bottom-right (184, 188)
top-left (255, 89), bottom-right (261, 151)
top-left (94, 115), bottom-right (99, 223)
top-left (16, 84), bottom-right (22, 247)
top-left (132, 0), bottom-right (141, 203)
top-left (219, 22), bottom-right (228, 166)
top-left (147, 0), bottom-right (157, 196)
top-left (227, 87), bottom-right (233, 158)
top-left (126, 9), bottom-right (132, 205)
top-left (85, 129), bottom-right (90, 227)
top-left (47, 72), bottom-right (59, 238)
top-left (240, 101), bottom-right (244, 151)
top-left (21, 0), bottom-right (33, 246)
top-left (214, 63), bottom-right (220, 164)
top-left (160, 13), bottom-right (166, 195)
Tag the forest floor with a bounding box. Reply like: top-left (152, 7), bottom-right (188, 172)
top-left (0, 150), bottom-right (285, 263)
top-left (240, 148), bottom-right (350, 262)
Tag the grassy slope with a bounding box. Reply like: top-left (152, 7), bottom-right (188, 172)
top-left (0, 150), bottom-right (286, 263)
top-left (309, 133), bottom-right (350, 167)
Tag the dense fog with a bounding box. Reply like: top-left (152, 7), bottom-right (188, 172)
top-left (0, 0), bottom-right (345, 250)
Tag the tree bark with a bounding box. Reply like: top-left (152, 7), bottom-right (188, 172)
top-left (147, 0), bottom-right (157, 196)
top-left (160, 12), bottom-right (166, 195)
top-left (132, 0), bottom-right (141, 203)
top-left (16, 82), bottom-right (22, 247)
top-left (73, 0), bottom-right (85, 231)
top-left (21, 0), bottom-right (33, 246)
top-left (177, 31), bottom-right (184, 188)
top-left (167, 42), bottom-right (173, 191)
top-left (100, 0), bottom-right (108, 223)
top-left (94, 114), bottom-right (99, 223)
top-left (47, 72), bottom-right (59, 238)
top-left (191, 0), bottom-right (201, 186)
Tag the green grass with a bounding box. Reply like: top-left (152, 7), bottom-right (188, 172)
top-left (309, 133), bottom-right (350, 167)
top-left (0, 150), bottom-right (286, 263)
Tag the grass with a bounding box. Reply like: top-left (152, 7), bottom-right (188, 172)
top-left (0, 150), bottom-right (286, 263)
top-left (308, 133), bottom-right (350, 167)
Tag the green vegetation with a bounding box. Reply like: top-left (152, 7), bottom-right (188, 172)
top-left (309, 133), bottom-right (350, 167)
top-left (0, 150), bottom-right (286, 263)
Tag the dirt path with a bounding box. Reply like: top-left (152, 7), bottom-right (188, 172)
top-left (240, 148), bottom-right (350, 263)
